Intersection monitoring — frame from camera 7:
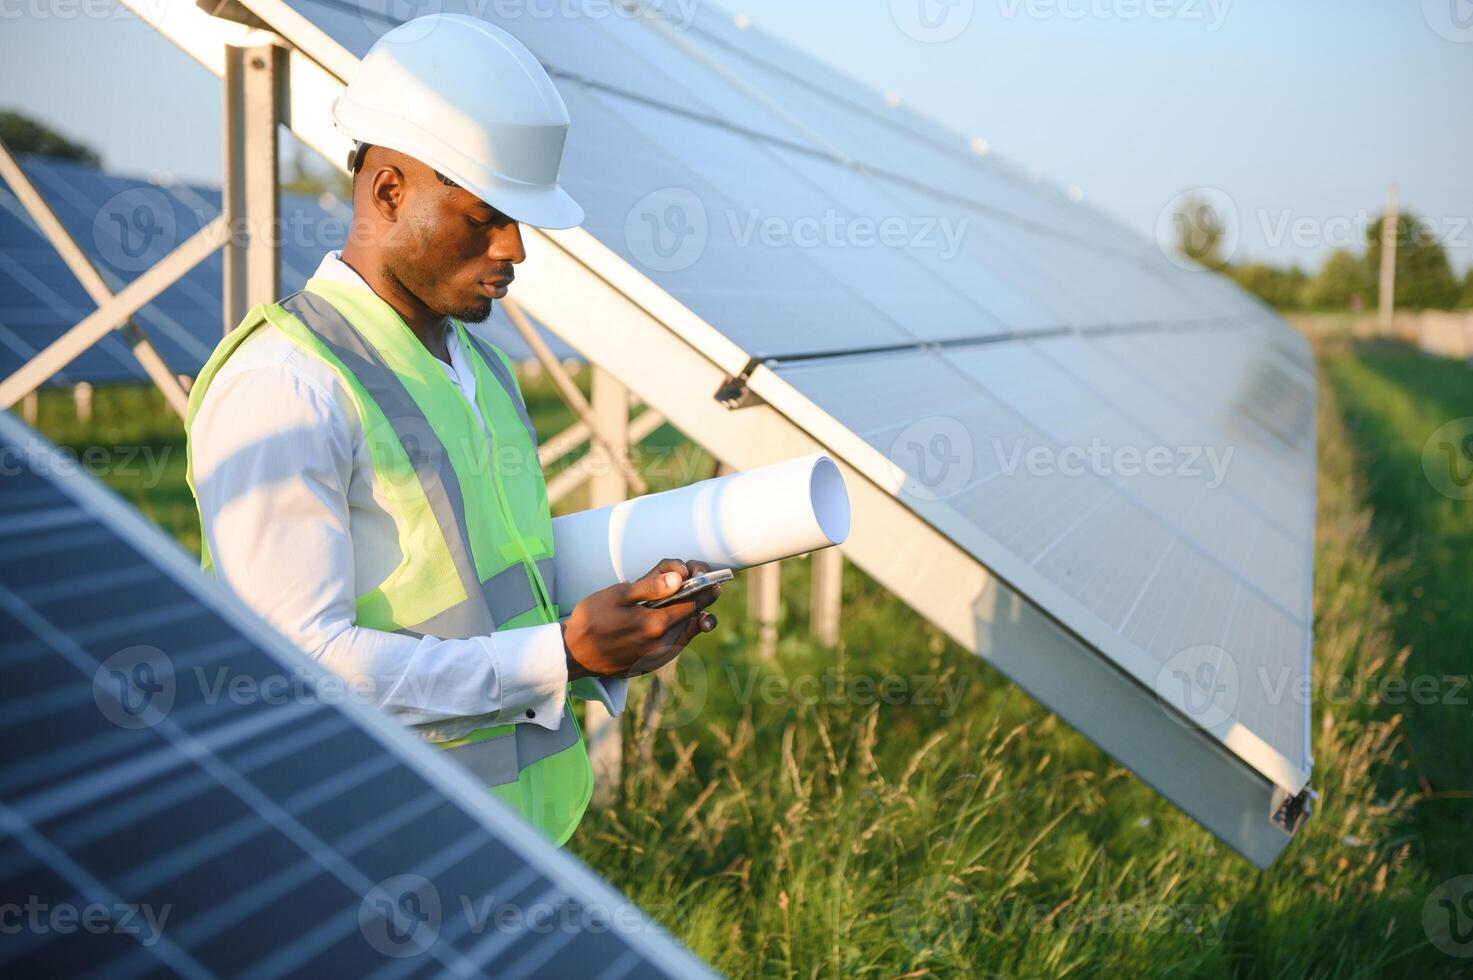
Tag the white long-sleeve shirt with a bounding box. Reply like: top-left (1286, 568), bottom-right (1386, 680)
top-left (189, 251), bottom-right (625, 740)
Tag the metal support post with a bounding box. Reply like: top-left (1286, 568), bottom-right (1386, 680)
top-left (73, 382), bottom-right (93, 423)
top-left (809, 546), bottom-right (842, 648)
top-left (223, 40), bottom-right (286, 334)
top-left (748, 561), bottom-right (781, 660)
top-left (585, 365), bottom-right (630, 806)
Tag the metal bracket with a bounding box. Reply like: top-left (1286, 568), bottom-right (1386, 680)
top-left (714, 357), bottom-right (766, 410)
top-left (195, 0), bottom-right (271, 29)
top-left (1271, 786), bottom-right (1315, 836)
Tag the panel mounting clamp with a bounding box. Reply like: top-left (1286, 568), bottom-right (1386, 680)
top-left (715, 357), bottom-right (766, 410)
top-left (1271, 786), bottom-right (1315, 836)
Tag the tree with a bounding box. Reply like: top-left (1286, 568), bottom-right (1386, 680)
top-left (1303, 248), bottom-right (1372, 311)
top-left (1172, 193), bottom-right (1230, 270)
top-left (1459, 268), bottom-right (1473, 310)
top-left (0, 110), bottom-right (101, 167)
top-left (1229, 262), bottom-right (1308, 311)
top-left (1365, 213), bottom-right (1460, 310)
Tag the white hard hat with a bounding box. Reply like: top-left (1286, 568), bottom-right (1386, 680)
top-left (333, 14), bottom-right (584, 229)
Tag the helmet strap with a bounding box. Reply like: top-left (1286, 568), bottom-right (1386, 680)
top-left (347, 141), bottom-right (371, 174)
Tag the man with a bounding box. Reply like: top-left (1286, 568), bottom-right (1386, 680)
top-left (184, 14), bottom-right (721, 846)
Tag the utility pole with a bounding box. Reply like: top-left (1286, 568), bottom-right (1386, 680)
top-left (1378, 181), bottom-right (1398, 336)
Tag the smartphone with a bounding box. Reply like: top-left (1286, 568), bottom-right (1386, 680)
top-left (638, 567), bottom-right (734, 609)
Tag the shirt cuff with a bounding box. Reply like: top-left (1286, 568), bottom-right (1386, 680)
top-left (571, 675), bottom-right (629, 717)
top-left (479, 622), bottom-right (567, 731)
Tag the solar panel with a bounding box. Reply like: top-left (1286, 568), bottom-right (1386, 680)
top-left (0, 155), bottom-right (578, 387)
top-left (0, 410), bottom-right (713, 978)
top-left (774, 327), bottom-right (1314, 784)
top-left (129, 0), bottom-right (1319, 862)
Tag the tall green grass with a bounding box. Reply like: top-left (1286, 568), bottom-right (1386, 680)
top-left (15, 340), bottom-right (1468, 976)
top-left (1320, 341), bottom-right (1473, 885)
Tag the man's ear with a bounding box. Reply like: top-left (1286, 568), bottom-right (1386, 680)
top-left (366, 161), bottom-right (407, 223)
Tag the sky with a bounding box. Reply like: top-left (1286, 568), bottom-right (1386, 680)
top-left (1, 0), bottom-right (1470, 273)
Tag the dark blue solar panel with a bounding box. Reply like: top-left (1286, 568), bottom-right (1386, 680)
top-left (0, 411), bottom-right (708, 979)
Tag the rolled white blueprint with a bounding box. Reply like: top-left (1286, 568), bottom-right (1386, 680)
top-left (551, 452), bottom-right (850, 609)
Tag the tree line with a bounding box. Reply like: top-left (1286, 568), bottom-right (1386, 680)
top-left (1172, 193), bottom-right (1473, 313)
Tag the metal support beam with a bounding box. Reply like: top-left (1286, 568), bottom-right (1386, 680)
top-left (539, 395), bottom-right (655, 468)
top-left (0, 218), bottom-right (230, 409)
top-left (748, 562), bottom-right (781, 660)
top-left (0, 140), bottom-right (191, 417)
top-left (584, 365), bottom-right (631, 808)
top-left (502, 298), bottom-right (648, 496)
top-left (223, 40), bottom-right (286, 334)
top-left (809, 547), bottom-right (843, 648)
top-left (538, 417), bottom-right (595, 469)
top-left (587, 369), bottom-right (631, 523)
top-left (543, 407), bottom-right (666, 507)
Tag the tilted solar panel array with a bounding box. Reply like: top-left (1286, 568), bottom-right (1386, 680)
top-left (0, 155), bottom-right (576, 386)
top-left (257, 0), bottom-right (1314, 790)
top-left (0, 410), bottom-right (712, 978)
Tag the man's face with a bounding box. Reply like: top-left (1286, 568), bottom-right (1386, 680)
top-left (383, 167), bottom-right (526, 324)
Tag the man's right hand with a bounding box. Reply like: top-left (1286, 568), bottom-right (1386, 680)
top-left (561, 558), bottom-right (722, 681)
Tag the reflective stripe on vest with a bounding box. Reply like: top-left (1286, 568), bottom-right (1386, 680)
top-left (277, 292), bottom-right (557, 634)
top-left (184, 280), bottom-right (592, 845)
top-left (438, 712), bottom-right (582, 785)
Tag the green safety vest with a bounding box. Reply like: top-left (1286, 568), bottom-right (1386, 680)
top-left (184, 277), bottom-right (593, 844)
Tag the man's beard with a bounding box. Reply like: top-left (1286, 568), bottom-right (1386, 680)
top-left (385, 260), bottom-right (494, 325)
top-left (443, 297), bottom-right (494, 324)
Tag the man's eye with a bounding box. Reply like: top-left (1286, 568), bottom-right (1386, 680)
top-left (467, 215), bottom-right (493, 229)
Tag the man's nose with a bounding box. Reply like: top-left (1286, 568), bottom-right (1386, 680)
top-left (490, 221), bottom-right (526, 265)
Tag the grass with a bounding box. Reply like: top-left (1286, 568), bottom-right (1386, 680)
top-left (14, 340), bottom-right (1471, 976)
top-left (1319, 341), bottom-right (1473, 883)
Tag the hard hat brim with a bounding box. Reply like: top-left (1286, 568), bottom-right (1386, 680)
top-left (463, 176), bottom-right (586, 231)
